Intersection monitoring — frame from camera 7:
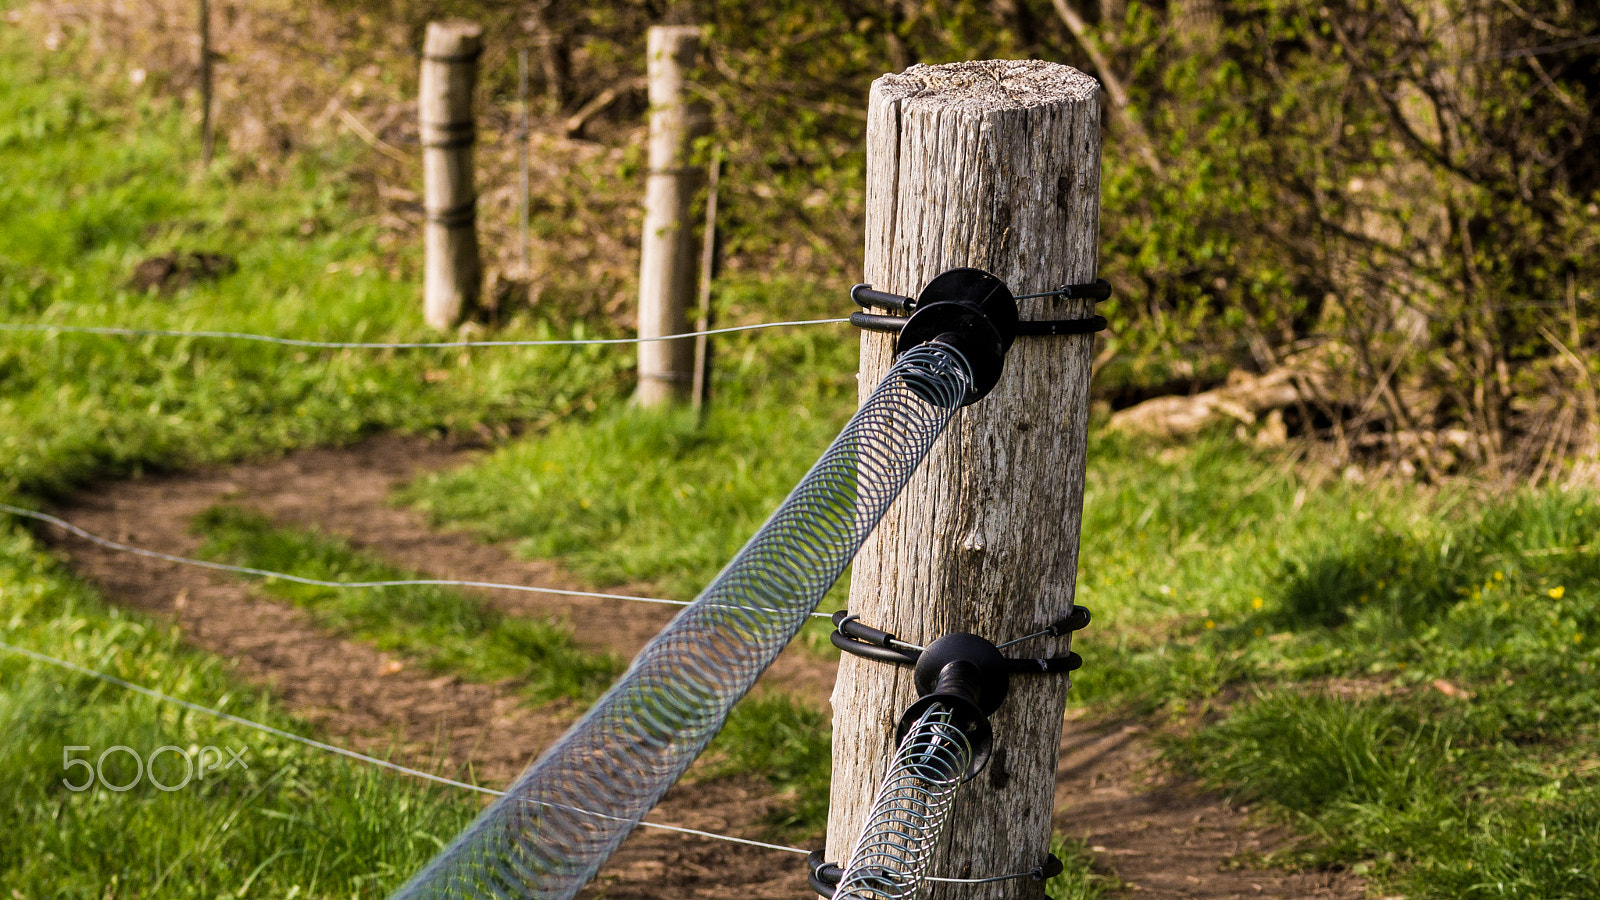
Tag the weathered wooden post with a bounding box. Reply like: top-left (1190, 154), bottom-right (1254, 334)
top-left (825, 60), bottom-right (1102, 897)
top-left (420, 20), bottom-right (483, 331)
top-left (636, 25), bottom-right (708, 406)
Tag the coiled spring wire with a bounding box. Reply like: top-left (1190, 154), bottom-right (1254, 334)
top-left (833, 704), bottom-right (974, 900)
top-left (390, 343), bottom-right (973, 900)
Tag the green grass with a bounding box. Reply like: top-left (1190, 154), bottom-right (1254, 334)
top-left (0, 520), bottom-right (480, 898)
top-left (191, 504), bottom-right (841, 835)
top-left (191, 504), bottom-right (622, 702)
top-left (0, 22), bottom-right (635, 503)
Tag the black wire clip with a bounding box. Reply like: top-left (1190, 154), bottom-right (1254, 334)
top-left (830, 607), bottom-right (1090, 675)
top-left (850, 270), bottom-right (1111, 341)
top-left (830, 606), bottom-right (1091, 781)
top-left (807, 849), bottom-right (1066, 898)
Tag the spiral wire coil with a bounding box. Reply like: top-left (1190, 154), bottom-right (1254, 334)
top-left (390, 343), bottom-right (973, 900)
top-left (833, 704), bottom-right (974, 900)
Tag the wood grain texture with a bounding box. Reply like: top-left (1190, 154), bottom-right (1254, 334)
top-left (825, 59), bottom-right (1102, 900)
top-left (421, 20), bottom-right (483, 330)
top-left (636, 25), bottom-right (707, 406)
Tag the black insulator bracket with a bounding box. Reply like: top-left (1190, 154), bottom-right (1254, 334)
top-left (849, 271), bottom-right (1112, 391)
top-left (829, 608), bottom-right (1090, 683)
top-left (895, 633), bottom-right (1010, 780)
top-left (808, 850), bottom-right (843, 898)
top-left (807, 849), bottom-right (1065, 897)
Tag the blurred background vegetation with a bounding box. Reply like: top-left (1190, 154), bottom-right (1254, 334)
top-left (25, 0), bottom-right (1597, 483)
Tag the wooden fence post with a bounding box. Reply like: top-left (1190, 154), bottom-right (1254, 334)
top-left (825, 60), bottom-right (1103, 897)
top-left (420, 20), bottom-right (484, 331)
top-left (636, 25), bottom-right (707, 406)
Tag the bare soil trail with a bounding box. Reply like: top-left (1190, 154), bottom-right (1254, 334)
top-left (36, 434), bottom-right (1363, 899)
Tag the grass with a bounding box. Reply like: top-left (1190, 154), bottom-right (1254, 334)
top-left (0, 18), bottom-right (846, 896)
top-left (191, 504), bottom-right (622, 702)
top-left (191, 504), bottom-right (841, 834)
top-left (0, 521), bottom-right (480, 898)
top-left (0, 21), bottom-right (634, 503)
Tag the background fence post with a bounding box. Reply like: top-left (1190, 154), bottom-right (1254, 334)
top-left (825, 60), bottom-right (1103, 895)
top-left (420, 20), bottom-right (484, 331)
top-left (636, 24), bottom-right (707, 406)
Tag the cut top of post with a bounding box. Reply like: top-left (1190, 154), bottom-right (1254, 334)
top-left (424, 20), bottom-right (484, 57)
top-left (872, 59), bottom-right (1097, 111)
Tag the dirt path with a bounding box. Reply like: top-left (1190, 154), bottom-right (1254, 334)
top-left (38, 434), bottom-right (1363, 899)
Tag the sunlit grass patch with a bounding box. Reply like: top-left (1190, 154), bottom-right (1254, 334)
top-left (192, 504), bottom-right (622, 702)
top-left (0, 519), bottom-right (478, 897)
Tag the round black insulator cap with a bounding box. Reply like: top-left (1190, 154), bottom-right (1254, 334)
top-left (913, 633), bottom-right (1010, 716)
top-left (914, 268), bottom-right (1020, 351)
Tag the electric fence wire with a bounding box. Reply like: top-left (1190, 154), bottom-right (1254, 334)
top-left (0, 503), bottom-right (834, 620)
top-left (0, 638), bottom-right (1047, 885)
top-left (390, 342), bottom-right (975, 900)
top-left (0, 638), bottom-right (802, 854)
top-left (0, 318), bottom-right (849, 349)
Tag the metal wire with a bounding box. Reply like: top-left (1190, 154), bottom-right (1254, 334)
top-left (0, 502), bottom-right (833, 619)
top-left (0, 639), bottom-right (806, 854)
top-left (0, 318), bottom-right (848, 349)
top-left (390, 342), bottom-right (973, 900)
top-left (835, 704), bottom-right (974, 900)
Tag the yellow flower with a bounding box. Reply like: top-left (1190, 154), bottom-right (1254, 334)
top-left (1204, 619), bottom-right (1216, 630)
top-left (1254, 627), bottom-right (1265, 637)
top-left (1550, 586), bottom-right (1566, 600)
top-left (1251, 596), bottom-right (1264, 610)
top-left (1494, 571), bottom-right (1504, 581)
top-left (1576, 633), bottom-right (1585, 644)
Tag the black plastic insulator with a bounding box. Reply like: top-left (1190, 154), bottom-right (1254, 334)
top-left (913, 633), bottom-right (1011, 714)
top-left (894, 268), bottom-right (1019, 407)
top-left (850, 284), bottom-right (915, 312)
top-left (848, 311), bottom-right (909, 333)
top-left (808, 849), bottom-right (842, 898)
top-left (1047, 605), bottom-right (1092, 636)
top-left (1036, 853), bottom-right (1066, 880)
top-left (894, 633), bottom-right (1013, 780)
top-left (830, 611), bottom-right (920, 666)
top-left (832, 611), bottom-right (894, 647)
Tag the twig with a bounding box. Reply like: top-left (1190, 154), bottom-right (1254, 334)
top-left (336, 106), bottom-right (411, 165)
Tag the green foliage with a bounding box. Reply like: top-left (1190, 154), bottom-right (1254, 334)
top-left (1046, 834), bottom-right (1121, 900)
top-left (1182, 695), bottom-right (1600, 898)
top-left (0, 521), bottom-right (478, 898)
top-left (0, 23), bottom-right (627, 501)
top-left (192, 505), bottom-right (622, 701)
